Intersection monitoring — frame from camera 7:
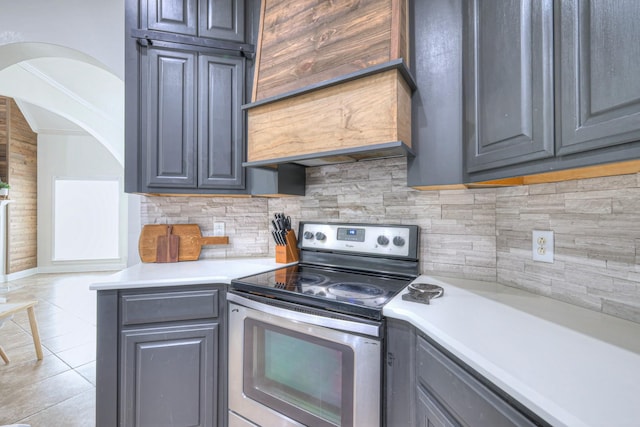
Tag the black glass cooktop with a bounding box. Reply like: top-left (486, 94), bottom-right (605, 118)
top-left (231, 264), bottom-right (415, 320)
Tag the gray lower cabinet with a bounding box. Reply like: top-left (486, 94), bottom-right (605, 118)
top-left (416, 387), bottom-right (457, 427)
top-left (415, 334), bottom-right (537, 427)
top-left (121, 323), bottom-right (218, 427)
top-left (385, 319), bottom-right (545, 427)
top-left (96, 285), bottom-right (227, 427)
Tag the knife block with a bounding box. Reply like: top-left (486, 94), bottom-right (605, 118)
top-left (275, 230), bottom-right (299, 263)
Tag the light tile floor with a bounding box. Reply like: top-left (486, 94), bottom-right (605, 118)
top-left (0, 272), bottom-right (112, 426)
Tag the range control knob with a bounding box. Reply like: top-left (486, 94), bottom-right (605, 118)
top-left (303, 231), bottom-right (315, 240)
top-left (377, 235), bottom-right (389, 246)
top-left (315, 232), bottom-right (327, 241)
top-left (393, 236), bottom-right (406, 247)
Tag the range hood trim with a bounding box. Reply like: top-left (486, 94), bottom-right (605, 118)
top-left (242, 141), bottom-right (415, 169)
top-left (242, 59), bottom-right (416, 110)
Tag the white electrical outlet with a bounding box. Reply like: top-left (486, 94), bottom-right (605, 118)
top-left (532, 230), bottom-right (554, 263)
top-left (213, 222), bottom-right (225, 236)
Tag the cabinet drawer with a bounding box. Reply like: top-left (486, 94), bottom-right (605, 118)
top-left (121, 289), bottom-right (219, 325)
top-left (416, 335), bottom-right (537, 427)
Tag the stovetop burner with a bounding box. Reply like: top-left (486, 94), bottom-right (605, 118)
top-left (232, 264), bottom-right (414, 320)
top-left (230, 222), bottom-right (420, 320)
top-left (327, 282), bottom-right (386, 299)
top-left (280, 272), bottom-right (328, 286)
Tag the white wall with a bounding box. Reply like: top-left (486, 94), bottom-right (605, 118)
top-left (0, 0), bottom-right (125, 78)
top-left (37, 134), bottom-right (127, 272)
top-left (0, 0), bottom-right (137, 272)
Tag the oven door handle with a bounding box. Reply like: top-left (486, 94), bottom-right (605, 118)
top-left (227, 292), bottom-right (381, 338)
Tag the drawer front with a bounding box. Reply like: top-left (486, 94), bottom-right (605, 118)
top-left (121, 289), bottom-right (219, 325)
top-left (416, 335), bottom-right (536, 427)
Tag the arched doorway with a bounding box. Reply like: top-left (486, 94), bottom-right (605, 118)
top-left (0, 42), bottom-right (128, 276)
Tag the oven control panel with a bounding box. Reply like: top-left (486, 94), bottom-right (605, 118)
top-left (299, 222), bottom-right (417, 258)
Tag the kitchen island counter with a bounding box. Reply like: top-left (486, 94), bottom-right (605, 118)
top-left (90, 257), bottom-right (293, 290)
top-left (384, 275), bottom-right (640, 427)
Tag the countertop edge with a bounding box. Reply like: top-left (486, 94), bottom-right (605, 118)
top-left (89, 258), bottom-right (297, 291)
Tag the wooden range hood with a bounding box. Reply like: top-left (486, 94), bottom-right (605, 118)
top-left (243, 0), bottom-right (415, 168)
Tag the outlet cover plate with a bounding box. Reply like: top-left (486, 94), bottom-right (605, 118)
top-left (213, 222), bottom-right (225, 236)
top-left (532, 230), bottom-right (554, 263)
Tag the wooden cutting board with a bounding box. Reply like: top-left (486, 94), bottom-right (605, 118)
top-left (156, 225), bottom-right (179, 263)
top-left (138, 224), bottom-right (229, 263)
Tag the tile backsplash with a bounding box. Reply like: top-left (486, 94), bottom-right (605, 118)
top-left (141, 157), bottom-right (640, 324)
top-left (496, 174), bottom-right (640, 323)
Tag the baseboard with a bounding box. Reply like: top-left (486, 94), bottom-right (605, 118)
top-left (37, 263), bottom-right (127, 274)
top-left (4, 267), bottom-right (39, 282)
top-left (0, 264), bottom-right (127, 283)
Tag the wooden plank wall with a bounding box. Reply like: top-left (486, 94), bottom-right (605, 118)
top-left (0, 98), bottom-right (7, 181)
top-left (253, 0), bottom-right (408, 101)
top-left (5, 97), bottom-right (37, 274)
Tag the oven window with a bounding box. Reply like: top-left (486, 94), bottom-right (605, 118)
top-left (243, 318), bottom-right (355, 427)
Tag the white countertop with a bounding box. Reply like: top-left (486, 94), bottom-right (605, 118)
top-left (384, 275), bottom-right (640, 427)
top-left (89, 257), bottom-right (293, 290)
top-left (91, 262), bottom-right (640, 425)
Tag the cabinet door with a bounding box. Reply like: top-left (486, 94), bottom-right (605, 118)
top-left (146, 0), bottom-right (244, 41)
top-left (557, 0), bottom-right (640, 155)
top-left (121, 323), bottom-right (218, 427)
top-left (143, 45), bottom-right (198, 188)
top-left (465, 0), bottom-right (554, 173)
top-left (199, 0), bottom-right (245, 42)
top-left (198, 54), bottom-right (245, 189)
top-left (416, 335), bottom-right (538, 427)
top-left (417, 387), bottom-right (459, 427)
top-left (147, 0), bottom-right (198, 36)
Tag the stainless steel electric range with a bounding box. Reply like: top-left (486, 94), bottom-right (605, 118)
top-left (227, 222), bottom-right (419, 427)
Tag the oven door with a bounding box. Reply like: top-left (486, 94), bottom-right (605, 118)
top-left (228, 293), bottom-right (382, 427)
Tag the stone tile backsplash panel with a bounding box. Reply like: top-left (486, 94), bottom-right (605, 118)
top-left (496, 173), bottom-right (640, 323)
top-left (140, 157), bottom-right (640, 324)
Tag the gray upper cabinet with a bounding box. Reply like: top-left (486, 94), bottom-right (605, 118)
top-left (198, 54), bottom-right (245, 188)
top-left (464, 0), bottom-right (555, 173)
top-left (146, 0), bottom-right (245, 42)
top-left (147, 0), bottom-right (197, 36)
top-left (125, 0), bottom-right (306, 195)
top-left (126, 0), bottom-right (248, 194)
top-left (406, 0), bottom-right (465, 188)
top-left (199, 0), bottom-right (245, 42)
top-left (143, 45), bottom-right (198, 188)
top-left (556, 0), bottom-right (640, 156)
top-left (140, 43), bottom-right (244, 191)
top-left (409, 0), bottom-right (640, 188)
